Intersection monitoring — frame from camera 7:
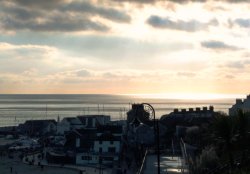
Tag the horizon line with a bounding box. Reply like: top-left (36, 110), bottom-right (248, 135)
top-left (0, 93), bottom-right (247, 100)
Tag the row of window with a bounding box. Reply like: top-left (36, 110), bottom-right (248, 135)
top-left (81, 156), bottom-right (92, 160)
top-left (99, 147), bottom-right (116, 153)
top-left (81, 156), bottom-right (114, 161)
top-left (99, 140), bottom-right (114, 144)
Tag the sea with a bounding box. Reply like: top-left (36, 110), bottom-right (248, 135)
top-left (0, 94), bottom-right (236, 127)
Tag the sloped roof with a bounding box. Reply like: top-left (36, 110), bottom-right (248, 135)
top-left (20, 119), bottom-right (56, 134)
top-left (61, 117), bottom-right (83, 126)
top-left (24, 119), bottom-right (56, 127)
top-left (97, 132), bottom-right (121, 141)
top-left (97, 125), bottom-right (122, 134)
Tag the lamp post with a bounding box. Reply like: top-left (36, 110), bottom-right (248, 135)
top-left (141, 103), bottom-right (160, 174)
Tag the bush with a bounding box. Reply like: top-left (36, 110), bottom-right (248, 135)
top-left (192, 146), bottom-right (219, 174)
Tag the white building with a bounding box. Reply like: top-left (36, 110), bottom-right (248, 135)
top-left (75, 125), bottom-right (122, 166)
top-left (229, 95), bottom-right (250, 116)
top-left (57, 117), bottom-right (83, 135)
top-left (76, 133), bottom-right (121, 165)
top-left (77, 115), bottom-right (110, 128)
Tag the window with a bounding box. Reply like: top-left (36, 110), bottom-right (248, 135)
top-left (108, 147), bottom-right (116, 153)
top-left (82, 156), bottom-right (92, 160)
top-left (103, 157), bottom-right (113, 161)
top-left (99, 148), bottom-right (102, 153)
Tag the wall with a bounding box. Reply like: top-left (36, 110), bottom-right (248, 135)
top-left (94, 141), bottom-right (120, 153)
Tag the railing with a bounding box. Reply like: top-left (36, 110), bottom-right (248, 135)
top-left (137, 148), bottom-right (148, 174)
top-left (180, 138), bottom-right (188, 163)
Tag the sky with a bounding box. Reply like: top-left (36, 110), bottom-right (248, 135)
top-left (0, 0), bottom-right (250, 97)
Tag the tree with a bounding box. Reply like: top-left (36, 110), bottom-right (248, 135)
top-left (235, 110), bottom-right (249, 166)
top-left (212, 113), bottom-right (237, 169)
top-left (192, 146), bottom-right (219, 174)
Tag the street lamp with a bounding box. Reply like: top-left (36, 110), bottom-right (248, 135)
top-left (141, 103), bottom-right (160, 174)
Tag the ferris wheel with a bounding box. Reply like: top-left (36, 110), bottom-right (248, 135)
top-left (142, 103), bottom-right (155, 121)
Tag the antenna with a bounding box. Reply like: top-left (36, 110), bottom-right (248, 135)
top-left (124, 107), bottom-right (126, 120)
top-left (103, 104), bottom-right (105, 114)
top-left (14, 116), bottom-right (17, 127)
top-left (46, 104), bottom-right (47, 119)
top-left (119, 108), bottom-right (122, 120)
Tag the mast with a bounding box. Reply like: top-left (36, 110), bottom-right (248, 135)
top-left (45, 104), bottom-right (47, 119)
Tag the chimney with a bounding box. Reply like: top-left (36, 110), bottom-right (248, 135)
top-left (181, 109), bottom-right (186, 113)
top-left (236, 99), bottom-right (242, 105)
top-left (189, 108), bottom-right (194, 112)
top-left (209, 106), bottom-right (214, 111)
top-left (196, 107), bottom-right (201, 112)
top-left (174, 109), bottom-right (178, 113)
top-left (203, 107), bottom-right (207, 111)
top-left (132, 104), bottom-right (143, 110)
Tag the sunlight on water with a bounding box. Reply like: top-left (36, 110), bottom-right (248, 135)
top-left (0, 94), bottom-right (238, 127)
top-left (126, 93), bottom-right (245, 100)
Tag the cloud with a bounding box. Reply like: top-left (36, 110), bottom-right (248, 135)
top-left (0, 42), bottom-right (56, 59)
top-left (62, 1), bottom-right (131, 23)
top-left (3, 15), bottom-right (109, 32)
top-left (0, 0), bottom-right (130, 32)
top-left (11, 0), bottom-right (131, 22)
top-left (76, 69), bottom-right (91, 77)
top-left (177, 72), bottom-right (196, 77)
top-left (226, 60), bottom-right (250, 69)
top-left (168, 0), bottom-right (250, 3)
top-left (173, 0), bottom-right (250, 2)
top-left (234, 18), bottom-right (250, 28)
top-left (201, 40), bottom-right (241, 50)
top-left (225, 74), bottom-right (235, 79)
top-left (12, 0), bottom-right (66, 9)
top-left (7, 34), bottom-right (192, 62)
top-left (147, 15), bottom-right (218, 32)
top-left (227, 61), bottom-right (245, 69)
top-left (0, 42), bottom-right (61, 75)
top-left (112, 0), bottom-right (250, 4)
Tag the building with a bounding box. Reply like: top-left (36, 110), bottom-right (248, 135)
top-left (160, 106), bottom-right (215, 128)
top-left (77, 115), bottom-right (111, 128)
top-left (134, 123), bottom-right (155, 146)
top-left (57, 117), bottom-right (83, 135)
top-left (229, 94), bottom-right (250, 116)
top-left (127, 104), bottom-right (152, 126)
top-left (18, 119), bottom-right (57, 136)
top-left (65, 125), bottom-right (122, 166)
top-left (126, 104), bottom-right (157, 147)
top-left (57, 115), bottom-right (111, 134)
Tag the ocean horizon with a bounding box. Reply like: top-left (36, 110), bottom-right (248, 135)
top-left (0, 94), bottom-right (236, 127)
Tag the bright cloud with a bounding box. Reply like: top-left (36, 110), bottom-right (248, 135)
top-left (0, 0), bottom-right (250, 95)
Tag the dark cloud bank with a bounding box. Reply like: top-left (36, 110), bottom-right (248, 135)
top-left (147, 15), bottom-right (218, 32)
top-left (0, 1), bottom-right (131, 32)
top-left (201, 40), bottom-right (241, 50)
top-left (113, 0), bottom-right (250, 3)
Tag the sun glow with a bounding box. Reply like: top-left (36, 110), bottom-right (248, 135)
top-left (128, 93), bottom-right (245, 100)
